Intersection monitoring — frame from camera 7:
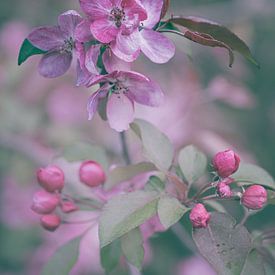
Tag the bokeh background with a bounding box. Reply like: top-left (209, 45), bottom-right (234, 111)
top-left (1, 0), bottom-right (275, 274)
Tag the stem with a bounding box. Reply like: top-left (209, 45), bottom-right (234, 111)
top-left (158, 29), bottom-right (187, 39)
top-left (239, 209), bottom-right (250, 226)
top-left (120, 131), bottom-right (131, 165)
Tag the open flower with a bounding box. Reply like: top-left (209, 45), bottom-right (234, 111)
top-left (79, 0), bottom-right (175, 63)
top-left (28, 10), bottom-right (83, 78)
top-left (87, 71), bottom-right (164, 131)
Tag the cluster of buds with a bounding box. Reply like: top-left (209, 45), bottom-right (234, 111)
top-left (31, 161), bottom-right (106, 231)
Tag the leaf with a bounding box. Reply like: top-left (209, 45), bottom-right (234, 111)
top-left (192, 212), bottom-right (252, 275)
top-left (158, 196), bottom-right (189, 229)
top-left (232, 163), bottom-right (275, 190)
top-left (105, 162), bottom-right (157, 190)
top-left (145, 175), bottom-right (165, 192)
top-left (121, 228), bottom-right (144, 270)
top-left (18, 39), bottom-right (46, 65)
top-left (178, 145), bottom-right (207, 185)
top-left (41, 236), bottom-right (81, 275)
top-left (241, 249), bottom-right (265, 275)
top-left (99, 190), bottom-right (159, 248)
top-left (160, 0), bottom-right (170, 19)
top-left (204, 200), bottom-right (227, 213)
top-left (62, 142), bottom-right (108, 171)
top-left (100, 239), bottom-right (121, 272)
top-left (170, 16), bottom-right (259, 67)
top-left (130, 119), bottom-right (174, 171)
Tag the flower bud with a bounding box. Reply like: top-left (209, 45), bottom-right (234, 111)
top-left (217, 182), bottom-right (232, 198)
top-left (189, 203), bottom-right (211, 228)
top-left (241, 185), bottom-right (267, 210)
top-left (79, 160), bottom-right (106, 187)
top-left (40, 214), bottom-right (61, 231)
top-left (37, 165), bottom-right (65, 192)
top-left (31, 190), bottom-right (60, 214)
top-left (60, 200), bottom-right (79, 213)
top-left (212, 149), bottom-right (240, 178)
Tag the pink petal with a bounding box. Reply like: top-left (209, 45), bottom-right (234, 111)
top-left (85, 45), bottom-right (101, 74)
top-left (102, 48), bottom-right (131, 73)
top-left (123, 0), bottom-right (148, 21)
top-left (110, 29), bottom-right (140, 62)
top-left (79, 0), bottom-right (112, 19)
top-left (139, 29), bottom-right (175, 63)
top-left (38, 52), bottom-right (72, 78)
top-left (75, 19), bottom-right (94, 42)
top-left (28, 26), bottom-right (66, 51)
top-left (58, 10), bottom-right (82, 37)
top-left (107, 93), bottom-right (135, 132)
top-left (90, 18), bottom-right (118, 44)
top-left (140, 0), bottom-right (163, 28)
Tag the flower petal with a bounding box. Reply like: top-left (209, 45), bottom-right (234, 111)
top-left (139, 29), bottom-right (175, 63)
top-left (85, 44), bottom-right (101, 74)
top-left (119, 71), bottom-right (164, 106)
top-left (122, 0), bottom-right (148, 21)
top-left (140, 0), bottom-right (163, 28)
top-left (90, 18), bottom-right (118, 43)
top-left (38, 52), bottom-right (72, 78)
top-left (79, 0), bottom-right (112, 19)
top-left (107, 93), bottom-right (135, 132)
top-left (28, 26), bottom-right (66, 51)
top-left (102, 48), bottom-right (131, 73)
top-left (58, 10), bottom-right (82, 37)
top-left (75, 19), bottom-right (94, 42)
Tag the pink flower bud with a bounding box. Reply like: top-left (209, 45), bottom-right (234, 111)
top-left (217, 182), bottom-right (232, 198)
top-left (212, 149), bottom-right (240, 178)
top-left (189, 203), bottom-right (211, 228)
top-left (40, 214), bottom-right (61, 232)
top-left (37, 165), bottom-right (65, 192)
top-left (60, 200), bottom-right (79, 213)
top-left (241, 185), bottom-right (267, 210)
top-left (31, 190), bottom-right (60, 214)
top-left (79, 160), bottom-right (106, 187)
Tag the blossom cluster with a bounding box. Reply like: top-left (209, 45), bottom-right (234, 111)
top-left (26, 1), bottom-right (175, 132)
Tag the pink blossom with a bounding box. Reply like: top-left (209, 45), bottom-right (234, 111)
top-left (241, 185), bottom-right (267, 210)
top-left (31, 190), bottom-right (60, 214)
top-left (86, 71), bottom-right (164, 131)
top-left (189, 203), bottom-right (211, 228)
top-left (216, 182), bottom-right (232, 198)
top-left (40, 214), bottom-right (61, 232)
top-left (27, 10), bottom-right (83, 78)
top-left (60, 200), bottom-right (79, 213)
top-left (79, 0), bottom-right (175, 63)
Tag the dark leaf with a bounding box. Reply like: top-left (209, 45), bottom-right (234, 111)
top-left (100, 239), bottom-right (121, 272)
top-left (145, 175), bottom-right (165, 192)
top-left (241, 249), bottom-right (265, 275)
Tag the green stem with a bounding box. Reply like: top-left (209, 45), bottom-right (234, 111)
top-left (120, 131), bottom-right (131, 165)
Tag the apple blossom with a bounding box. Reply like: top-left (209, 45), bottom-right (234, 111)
top-left (189, 203), bottom-right (211, 228)
top-left (241, 185), bottom-right (267, 210)
top-left (31, 190), bottom-right (60, 214)
top-left (40, 214), bottom-right (61, 232)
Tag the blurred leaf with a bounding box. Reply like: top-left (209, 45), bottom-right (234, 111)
top-left (233, 163), bottom-right (275, 190)
top-left (99, 190), bottom-right (159, 247)
top-left (62, 142), bottom-right (108, 171)
top-left (192, 212), bottom-right (251, 275)
top-left (41, 236), bottom-right (81, 275)
top-left (100, 239), bottom-right (121, 272)
top-left (170, 16), bottom-right (259, 67)
top-left (241, 249), bottom-right (265, 275)
top-left (18, 39), bottom-right (46, 65)
top-left (145, 175), bottom-right (165, 192)
top-left (121, 228), bottom-right (144, 270)
top-left (158, 196), bottom-right (189, 229)
top-left (178, 145), bottom-right (207, 185)
top-left (131, 119), bottom-right (174, 171)
top-left (105, 162), bottom-right (157, 190)
top-left (204, 200), bottom-right (227, 213)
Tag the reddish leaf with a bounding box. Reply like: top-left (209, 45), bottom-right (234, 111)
top-left (161, 0), bottom-right (170, 19)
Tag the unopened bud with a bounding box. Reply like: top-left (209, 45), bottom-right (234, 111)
top-left (31, 190), bottom-right (59, 214)
top-left (217, 182), bottom-right (232, 198)
top-left (213, 149), bottom-right (240, 178)
top-left (60, 200), bottom-right (78, 213)
top-left (37, 165), bottom-right (65, 192)
top-left (79, 160), bottom-right (106, 187)
top-left (40, 214), bottom-right (61, 231)
top-left (189, 203), bottom-right (211, 228)
top-left (241, 185), bottom-right (267, 210)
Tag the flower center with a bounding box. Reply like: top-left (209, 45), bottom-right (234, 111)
top-left (110, 7), bottom-right (125, 28)
top-left (111, 81), bottom-right (128, 94)
top-left (60, 37), bottom-right (74, 54)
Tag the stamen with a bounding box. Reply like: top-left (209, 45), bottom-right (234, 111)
top-left (110, 7), bottom-right (125, 28)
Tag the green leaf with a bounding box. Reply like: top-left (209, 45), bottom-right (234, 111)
top-left (100, 239), bottom-right (121, 272)
top-left (99, 190), bottom-right (159, 248)
top-left (41, 236), bottom-right (81, 275)
top-left (158, 196), bottom-right (189, 229)
top-left (105, 162), bottom-right (157, 190)
top-left (130, 119), bottom-right (174, 171)
top-left (232, 163), bottom-right (275, 190)
top-left (241, 249), bottom-right (265, 275)
top-left (192, 212), bottom-right (252, 275)
top-left (18, 39), bottom-right (46, 65)
top-left (62, 142), bottom-right (108, 171)
top-left (145, 175), bottom-right (165, 192)
top-left (178, 145), bottom-right (207, 185)
top-left (204, 200), bottom-right (227, 213)
top-left (121, 228), bottom-right (144, 270)
top-left (170, 16), bottom-right (259, 68)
